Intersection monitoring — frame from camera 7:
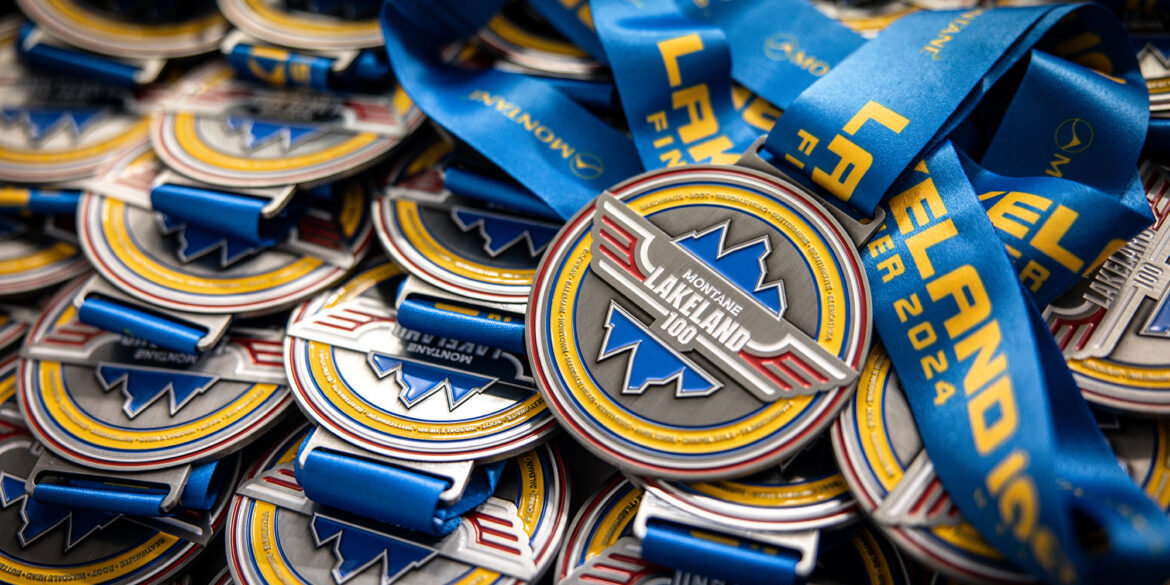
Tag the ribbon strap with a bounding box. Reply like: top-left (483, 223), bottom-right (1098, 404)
top-left (293, 427), bottom-right (504, 536)
top-left (381, 0), bottom-right (641, 221)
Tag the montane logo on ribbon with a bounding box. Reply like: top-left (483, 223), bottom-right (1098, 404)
top-left (763, 34), bottom-right (830, 77)
top-left (466, 90), bottom-right (605, 180)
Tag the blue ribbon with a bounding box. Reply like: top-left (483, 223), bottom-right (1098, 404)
top-left (591, 0), bottom-right (758, 168)
top-left (752, 4), bottom-right (1170, 583)
top-left (380, 0), bottom-right (642, 221)
top-left (17, 24), bottom-right (152, 87)
top-left (77, 296), bottom-right (206, 355)
top-left (863, 143), bottom-right (1170, 584)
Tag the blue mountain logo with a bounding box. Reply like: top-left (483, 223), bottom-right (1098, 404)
top-left (675, 223), bottom-right (785, 317)
top-left (0, 472), bottom-right (120, 550)
top-left (368, 352), bottom-right (495, 410)
top-left (1145, 290), bottom-right (1170, 337)
top-left (224, 117), bottom-right (323, 152)
top-left (97, 364), bottom-right (218, 419)
top-left (0, 108), bottom-right (106, 144)
top-left (597, 302), bottom-right (721, 397)
top-left (158, 215), bottom-right (262, 267)
top-left (310, 515), bottom-right (436, 584)
top-left (451, 208), bottom-right (558, 258)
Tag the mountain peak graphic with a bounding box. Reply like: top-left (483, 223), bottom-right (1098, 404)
top-left (597, 302), bottom-right (721, 398)
top-left (158, 215), bottom-right (263, 267)
top-left (0, 108), bottom-right (106, 144)
top-left (450, 207), bottom-right (558, 258)
top-left (0, 471), bottom-right (120, 550)
top-left (368, 352), bottom-right (495, 411)
top-left (310, 515), bottom-right (436, 585)
top-left (674, 223), bottom-right (785, 317)
top-left (224, 117), bottom-right (323, 152)
top-left (97, 364), bottom-right (217, 419)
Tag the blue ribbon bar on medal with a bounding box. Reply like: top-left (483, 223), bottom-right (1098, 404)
top-left (70, 277), bottom-right (234, 354)
top-left (396, 295), bottom-right (526, 356)
top-left (641, 520), bottom-right (803, 585)
top-left (77, 296), bottom-right (207, 355)
top-left (225, 38), bottom-right (391, 93)
top-left (17, 24), bottom-right (163, 86)
top-left (149, 183), bottom-right (300, 249)
top-left (293, 427), bottom-right (505, 536)
top-left (31, 459), bottom-right (225, 516)
top-left (0, 188), bottom-right (81, 215)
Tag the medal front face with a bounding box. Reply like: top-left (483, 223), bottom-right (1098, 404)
top-left (15, 0), bottom-right (228, 58)
top-left (374, 138), bottom-right (558, 304)
top-left (529, 166), bottom-right (871, 479)
top-left (832, 345), bottom-right (1030, 583)
top-left (228, 427), bottom-right (569, 585)
top-left (20, 280), bottom-right (292, 470)
top-left (81, 143), bottom-right (374, 315)
top-left (0, 430), bottom-right (233, 585)
top-left (1046, 162), bottom-right (1170, 413)
top-left (637, 436), bottom-right (856, 532)
top-left (218, 0), bottom-right (383, 51)
top-left (0, 75), bottom-right (147, 183)
top-left (152, 64), bottom-right (422, 188)
top-left (286, 259), bottom-right (555, 461)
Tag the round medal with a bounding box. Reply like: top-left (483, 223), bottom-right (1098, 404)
top-left (0, 75), bottom-right (147, 183)
top-left (1045, 161), bottom-right (1170, 414)
top-left (529, 165), bottom-right (872, 479)
top-left (80, 141), bottom-right (375, 315)
top-left (228, 425), bottom-right (570, 585)
top-left (0, 429), bottom-right (236, 585)
top-left (14, 0), bottom-right (228, 58)
top-left (374, 137), bottom-right (559, 305)
top-left (285, 258), bottom-right (556, 461)
top-left (19, 278), bottom-right (293, 470)
top-left (151, 63), bottom-right (423, 188)
top-left (831, 344), bottom-right (1030, 583)
top-left (218, 0), bottom-right (383, 51)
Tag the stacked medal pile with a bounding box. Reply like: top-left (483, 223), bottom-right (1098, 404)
top-left (1, 0), bottom-right (1170, 584)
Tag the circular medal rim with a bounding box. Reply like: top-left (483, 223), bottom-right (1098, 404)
top-left (217, 0), bottom-right (383, 50)
top-left (15, 0), bottom-right (229, 58)
top-left (0, 236), bottom-right (91, 297)
top-left (527, 164), bottom-right (872, 480)
top-left (283, 281), bottom-right (559, 462)
top-left (17, 278), bottom-right (295, 470)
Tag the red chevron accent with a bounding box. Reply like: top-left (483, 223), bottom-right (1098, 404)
top-left (598, 216), bottom-right (645, 281)
top-left (739, 349), bottom-right (827, 393)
